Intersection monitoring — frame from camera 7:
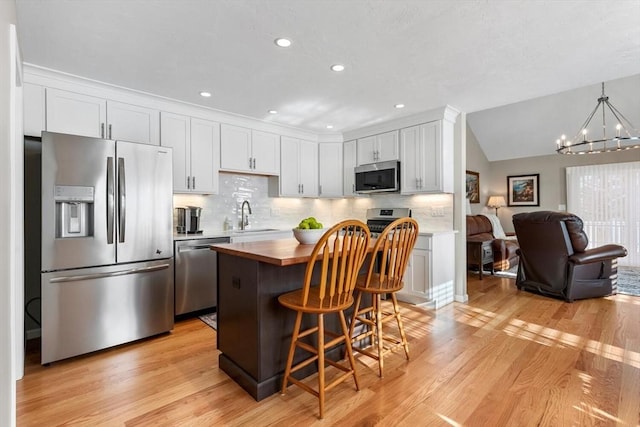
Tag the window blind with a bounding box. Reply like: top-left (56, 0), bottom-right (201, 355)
top-left (566, 161), bottom-right (640, 267)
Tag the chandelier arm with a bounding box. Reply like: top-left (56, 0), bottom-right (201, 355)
top-left (604, 100), bottom-right (638, 137)
top-left (572, 99), bottom-right (603, 143)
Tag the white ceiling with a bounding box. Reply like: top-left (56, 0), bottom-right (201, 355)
top-left (15, 0), bottom-right (640, 160)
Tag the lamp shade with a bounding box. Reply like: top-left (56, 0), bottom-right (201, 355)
top-left (487, 196), bottom-right (506, 208)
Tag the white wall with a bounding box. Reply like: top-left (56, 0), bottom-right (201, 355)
top-left (465, 125), bottom-right (491, 215)
top-left (1, 1), bottom-right (18, 426)
top-left (488, 149), bottom-right (640, 233)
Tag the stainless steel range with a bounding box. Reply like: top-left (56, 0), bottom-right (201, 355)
top-left (365, 208), bottom-right (412, 237)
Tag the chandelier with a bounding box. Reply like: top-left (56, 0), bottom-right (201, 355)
top-left (555, 82), bottom-right (640, 154)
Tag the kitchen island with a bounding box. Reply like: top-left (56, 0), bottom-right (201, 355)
top-left (211, 238), bottom-right (373, 401)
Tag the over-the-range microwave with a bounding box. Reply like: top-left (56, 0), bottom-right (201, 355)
top-left (354, 160), bottom-right (400, 194)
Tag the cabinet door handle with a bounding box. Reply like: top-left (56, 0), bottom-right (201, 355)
top-left (249, 157), bottom-right (252, 169)
top-left (319, 185), bottom-right (322, 195)
top-left (101, 123), bottom-right (105, 139)
top-left (352, 183), bottom-right (355, 193)
top-left (192, 176), bottom-right (196, 189)
top-left (301, 184), bottom-right (304, 193)
top-left (252, 158), bottom-right (256, 169)
top-left (186, 176), bottom-right (190, 189)
top-left (108, 124), bottom-right (112, 140)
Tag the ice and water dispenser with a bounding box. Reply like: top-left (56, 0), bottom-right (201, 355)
top-left (54, 185), bottom-right (94, 238)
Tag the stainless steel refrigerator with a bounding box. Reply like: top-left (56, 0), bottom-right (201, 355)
top-left (40, 131), bottom-right (174, 364)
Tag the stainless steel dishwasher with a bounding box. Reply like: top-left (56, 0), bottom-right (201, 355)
top-left (174, 237), bottom-right (230, 315)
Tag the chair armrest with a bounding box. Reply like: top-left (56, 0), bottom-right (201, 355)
top-left (569, 244), bottom-right (627, 265)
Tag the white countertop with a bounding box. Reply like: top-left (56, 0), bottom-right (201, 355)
top-left (173, 228), bottom-right (458, 240)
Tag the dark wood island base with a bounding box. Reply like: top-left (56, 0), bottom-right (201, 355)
top-left (213, 240), bottom-right (370, 401)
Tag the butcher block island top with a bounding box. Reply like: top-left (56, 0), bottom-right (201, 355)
top-left (210, 237), bottom-right (377, 266)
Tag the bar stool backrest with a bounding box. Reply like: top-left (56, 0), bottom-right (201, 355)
top-left (300, 220), bottom-right (370, 309)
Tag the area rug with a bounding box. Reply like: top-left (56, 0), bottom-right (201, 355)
top-left (199, 312), bottom-right (217, 330)
top-left (475, 265), bottom-right (639, 297)
top-left (617, 267), bottom-right (640, 297)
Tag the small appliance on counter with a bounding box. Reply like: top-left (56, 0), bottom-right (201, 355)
top-left (176, 206), bottom-right (202, 234)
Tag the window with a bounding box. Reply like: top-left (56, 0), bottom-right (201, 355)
top-left (566, 161), bottom-right (640, 266)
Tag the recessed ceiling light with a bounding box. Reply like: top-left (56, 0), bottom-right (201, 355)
top-left (330, 64), bottom-right (345, 72)
top-left (274, 38), bottom-right (292, 48)
top-left (394, 103), bottom-right (405, 109)
top-left (199, 91), bottom-right (212, 98)
top-left (268, 110), bottom-right (278, 114)
top-left (326, 125), bottom-right (334, 129)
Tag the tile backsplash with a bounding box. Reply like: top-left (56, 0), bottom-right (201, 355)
top-left (174, 172), bottom-right (454, 233)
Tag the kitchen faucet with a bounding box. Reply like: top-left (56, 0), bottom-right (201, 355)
top-left (241, 200), bottom-right (252, 230)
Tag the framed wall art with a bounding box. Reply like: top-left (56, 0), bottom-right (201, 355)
top-left (507, 174), bottom-right (540, 206)
top-left (465, 170), bottom-right (480, 203)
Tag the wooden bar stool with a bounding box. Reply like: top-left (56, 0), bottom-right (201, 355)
top-left (349, 217), bottom-right (418, 377)
top-left (278, 219), bottom-right (370, 419)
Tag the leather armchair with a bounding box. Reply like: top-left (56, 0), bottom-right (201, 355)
top-left (512, 211), bottom-right (627, 302)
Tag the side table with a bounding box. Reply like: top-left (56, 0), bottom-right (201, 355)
top-left (467, 238), bottom-right (494, 280)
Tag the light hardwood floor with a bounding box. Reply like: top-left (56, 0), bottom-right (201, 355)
top-left (17, 274), bottom-right (640, 426)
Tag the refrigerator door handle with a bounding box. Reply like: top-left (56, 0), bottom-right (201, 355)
top-left (118, 157), bottom-right (126, 243)
top-left (107, 157), bottom-right (115, 244)
top-left (48, 263), bottom-right (171, 283)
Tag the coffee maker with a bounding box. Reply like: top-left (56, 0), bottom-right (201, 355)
top-left (175, 206), bottom-right (202, 234)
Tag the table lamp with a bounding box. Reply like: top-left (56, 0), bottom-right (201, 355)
top-left (487, 196), bottom-right (506, 215)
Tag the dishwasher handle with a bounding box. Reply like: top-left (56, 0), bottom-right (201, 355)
top-left (178, 245), bottom-right (218, 253)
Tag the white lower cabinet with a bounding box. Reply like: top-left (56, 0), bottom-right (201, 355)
top-left (277, 136), bottom-right (318, 197)
top-left (398, 233), bottom-right (456, 308)
top-left (318, 142), bottom-right (343, 197)
top-left (160, 112), bottom-right (219, 194)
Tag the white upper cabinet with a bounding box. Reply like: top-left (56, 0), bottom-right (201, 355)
top-left (356, 130), bottom-right (399, 165)
top-left (190, 118), bottom-right (220, 194)
top-left (278, 136), bottom-right (318, 197)
top-left (161, 112), bottom-right (190, 191)
top-left (46, 88), bottom-right (106, 139)
top-left (220, 124), bottom-right (279, 175)
top-left (45, 88), bottom-right (159, 145)
top-left (106, 100), bottom-right (160, 145)
top-left (161, 112), bottom-right (219, 194)
top-left (400, 120), bottom-right (453, 194)
top-left (343, 140), bottom-right (358, 197)
top-left (318, 142), bottom-right (343, 198)
top-left (23, 82), bottom-right (45, 137)
top-left (250, 130), bottom-right (279, 175)
top-left (220, 124), bottom-right (251, 171)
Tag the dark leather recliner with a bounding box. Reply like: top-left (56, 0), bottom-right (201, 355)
top-left (512, 211), bottom-right (627, 302)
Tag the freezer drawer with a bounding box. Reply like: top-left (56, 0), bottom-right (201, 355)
top-left (175, 238), bottom-right (229, 315)
top-left (41, 258), bottom-right (174, 364)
